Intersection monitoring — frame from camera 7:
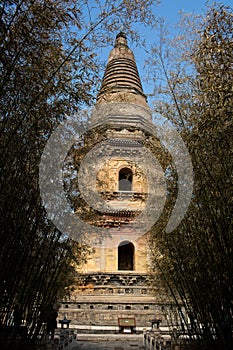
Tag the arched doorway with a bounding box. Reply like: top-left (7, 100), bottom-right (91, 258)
top-left (118, 167), bottom-right (133, 191)
top-left (118, 241), bottom-right (134, 270)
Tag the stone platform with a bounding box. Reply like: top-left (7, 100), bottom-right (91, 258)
top-left (75, 333), bottom-right (145, 349)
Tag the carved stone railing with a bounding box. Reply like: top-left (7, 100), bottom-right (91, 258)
top-left (143, 329), bottom-right (172, 350)
top-left (100, 191), bottom-right (147, 201)
top-left (143, 328), bottom-right (196, 350)
top-left (34, 327), bottom-right (77, 350)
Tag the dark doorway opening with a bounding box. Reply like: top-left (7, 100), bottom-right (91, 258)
top-left (118, 168), bottom-right (132, 191)
top-left (118, 241), bottom-right (134, 270)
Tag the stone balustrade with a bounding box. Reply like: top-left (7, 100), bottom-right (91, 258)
top-left (57, 329), bottom-right (77, 349)
top-left (34, 328), bottom-right (77, 350)
top-left (100, 191), bottom-right (147, 201)
top-left (143, 329), bottom-right (172, 350)
top-left (143, 327), bottom-right (197, 350)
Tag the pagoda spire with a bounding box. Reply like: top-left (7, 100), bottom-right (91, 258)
top-left (96, 32), bottom-right (148, 107)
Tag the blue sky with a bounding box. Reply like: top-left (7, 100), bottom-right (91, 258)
top-left (95, 1), bottom-right (232, 103)
top-left (152, 0), bottom-right (232, 24)
top-left (96, 1), bottom-right (232, 61)
top-left (133, 0), bottom-right (232, 100)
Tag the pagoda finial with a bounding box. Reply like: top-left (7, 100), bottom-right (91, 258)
top-left (96, 33), bottom-right (148, 107)
top-left (115, 32), bottom-right (127, 47)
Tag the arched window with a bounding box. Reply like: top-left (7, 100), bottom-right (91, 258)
top-left (118, 167), bottom-right (132, 191)
top-left (118, 241), bottom-right (134, 271)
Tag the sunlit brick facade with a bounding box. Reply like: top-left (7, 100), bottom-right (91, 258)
top-left (59, 33), bottom-right (169, 333)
